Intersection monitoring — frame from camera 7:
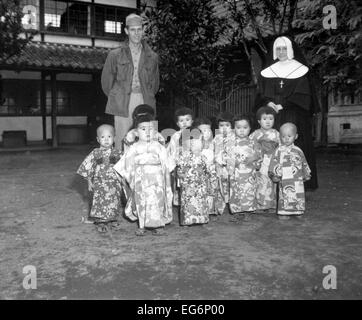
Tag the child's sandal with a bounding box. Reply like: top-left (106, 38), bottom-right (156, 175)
top-left (96, 223), bottom-right (108, 233)
top-left (152, 228), bottom-right (167, 236)
top-left (110, 221), bottom-right (123, 231)
top-left (135, 229), bottom-right (147, 236)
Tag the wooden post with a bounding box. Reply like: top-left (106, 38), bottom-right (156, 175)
top-left (51, 72), bottom-right (58, 147)
top-left (40, 71), bottom-right (47, 141)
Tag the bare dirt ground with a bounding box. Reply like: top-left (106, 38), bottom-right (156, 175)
top-left (0, 146), bottom-right (361, 300)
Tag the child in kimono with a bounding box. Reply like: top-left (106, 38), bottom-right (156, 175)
top-left (123, 104), bottom-right (165, 151)
top-left (213, 111), bottom-right (236, 218)
top-left (268, 123), bottom-right (311, 220)
top-left (195, 117), bottom-right (217, 215)
top-left (175, 127), bottom-right (215, 226)
top-left (77, 124), bottom-right (123, 233)
top-left (114, 114), bottom-right (173, 236)
top-left (249, 106), bottom-right (280, 213)
top-left (167, 107), bottom-right (194, 209)
top-left (229, 115), bottom-right (262, 222)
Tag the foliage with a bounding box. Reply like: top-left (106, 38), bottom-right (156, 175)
top-left (141, 0), bottom-right (229, 102)
top-left (0, 0), bottom-right (32, 64)
top-left (293, 0), bottom-right (362, 92)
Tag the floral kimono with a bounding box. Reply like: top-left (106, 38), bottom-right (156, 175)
top-left (249, 128), bottom-right (280, 211)
top-left (113, 141), bottom-right (173, 229)
top-left (166, 130), bottom-right (183, 206)
top-left (213, 132), bottom-right (236, 214)
top-left (229, 137), bottom-right (262, 213)
top-left (201, 141), bottom-right (218, 215)
top-left (176, 151), bottom-right (216, 225)
top-left (269, 144), bottom-right (311, 215)
top-left (77, 147), bottom-right (123, 222)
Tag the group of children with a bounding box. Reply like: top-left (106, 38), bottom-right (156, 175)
top-left (77, 104), bottom-right (312, 235)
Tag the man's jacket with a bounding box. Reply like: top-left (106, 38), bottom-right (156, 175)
top-left (101, 40), bottom-right (159, 117)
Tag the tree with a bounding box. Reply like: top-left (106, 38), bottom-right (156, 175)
top-left (294, 0), bottom-right (362, 93)
top-left (141, 0), bottom-right (229, 111)
top-left (0, 0), bottom-right (33, 64)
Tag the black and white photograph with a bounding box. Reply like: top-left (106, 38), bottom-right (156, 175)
top-left (0, 0), bottom-right (361, 302)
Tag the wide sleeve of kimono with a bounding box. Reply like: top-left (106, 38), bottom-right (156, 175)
top-left (166, 132), bottom-right (180, 164)
top-left (299, 149), bottom-right (312, 181)
top-left (76, 149), bottom-right (97, 180)
top-left (252, 140), bottom-right (263, 170)
top-left (157, 143), bottom-right (172, 173)
top-left (113, 145), bottom-right (136, 186)
top-left (268, 148), bottom-right (282, 180)
top-left (213, 136), bottom-right (224, 166)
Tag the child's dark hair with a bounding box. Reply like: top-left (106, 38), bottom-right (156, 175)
top-left (179, 125), bottom-right (202, 146)
top-left (256, 106), bottom-right (276, 120)
top-left (216, 111), bottom-right (234, 127)
top-left (194, 117), bottom-right (212, 127)
top-left (132, 104), bottom-right (155, 120)
top-left (174, 107), bottom-right (194, 123)
top-left (233, 114), bottom-right (252, 127)
top-left (134, 113), bottom-right (154, 128)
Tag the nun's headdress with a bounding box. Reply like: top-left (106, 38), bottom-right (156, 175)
top-left (273, 36), bottom-right (294, 60)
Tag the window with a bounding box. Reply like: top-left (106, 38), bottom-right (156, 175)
top-left (44, 0), bottom-right (90, 35)
top-left (94, 5), bottom-right (132, 38)
top-left (0, 80), bottom-right (97, 116)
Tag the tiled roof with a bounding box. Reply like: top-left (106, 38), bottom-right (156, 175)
top-left (3, 41), bottom-right (111, 71)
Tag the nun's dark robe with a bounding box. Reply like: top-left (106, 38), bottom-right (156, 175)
top-left (255, 75), bottom-right (319, 190)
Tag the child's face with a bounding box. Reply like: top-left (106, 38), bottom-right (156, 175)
top-left (97, 128), bottom-right (114, 148)
top-left (198, 124), bottom-right (212, 141)
top-left (177, 114), bottom-right (193, 130)
top-left (218, 121), bottom-right (232, 135)
top-left (234, 120), bottom-right (250, 138)
top-left (185, 138), bottom-right (203, 154)
top-left (258, 113), bottom-right (274, 130)
top-left (137, 121), bottom-right (155, 142)
top-left (280, 126), bottom-right (298, 146)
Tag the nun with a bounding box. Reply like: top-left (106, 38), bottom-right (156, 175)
top-left (255, 36), bottom-right (319, 190)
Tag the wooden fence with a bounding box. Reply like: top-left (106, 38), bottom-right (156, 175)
top-left (188, 84), bottom-right (257, 118)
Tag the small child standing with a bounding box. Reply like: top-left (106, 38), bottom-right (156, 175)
top-left (269, 122), bottom-right (311, 219)
top-left (167, 107), bottom-right (194, 208)
top-left (229, 115), bottom-right (262, 222)
top-left (114, 114), bottom-right (173, 236)
top-left (175, 127), bottom-right (215, 226)
top-left (213, 111), bottom-right (236, 217)
top-left (249, 106), bottom-right (280, 213)
top-left (77, 124), bottom-right (123, 233)
top-left (195, 117), bottom-right (218, 215)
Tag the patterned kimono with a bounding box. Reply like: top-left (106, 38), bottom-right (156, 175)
top-left (114, 141), bottom-right (173, 229)
top-left (213, 132), bottom-right (236, 214)
top-left (201, 141), bottom-right (218, 215)
top-left (229, 137), bottom-right (262, 213)
top-left (249, 128), bottom-right (280, 211)
top-left (176, 152), bottom-right (216, 225)
top-left (269, 144), bottom-right (311, 215)
top-left (167, 130), bottom-right (182, 206)
top-left (77, 147), bottom-right (123, 222)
